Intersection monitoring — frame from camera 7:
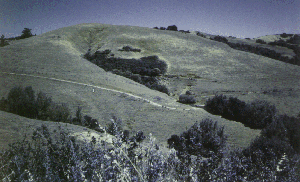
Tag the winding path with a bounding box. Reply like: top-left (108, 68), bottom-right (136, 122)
top-left (0, 72), bottom-right (201, 111)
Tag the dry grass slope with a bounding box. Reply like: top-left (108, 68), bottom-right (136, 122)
top-left (1, 23), bottom-right (299, 153)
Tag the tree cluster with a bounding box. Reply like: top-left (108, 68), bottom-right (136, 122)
top-left (204, 94), bottom-right (277, 129)
top-left (0, 86), bottom-right (102, 131)
top-left (0, 35), bottom-right (10, 47)
top-left (84, 49), bottom-right (170, 95)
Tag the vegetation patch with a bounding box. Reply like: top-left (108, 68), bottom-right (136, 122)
top-left (118, 45), bottom-right (141, 52)
top-left (204, 94), bottom-right (300, 153)
top-left (256, 39), bottom-right (267, 44)
top-left (84, 49), bottom-right (170, 95)
top-left (178, 94), bottom-right (196, 104)
top-left (0, 86), bottom-right (103, 132)
top-left (204, 94), bottom-right (277, 129)
top-left (0, 115), bottom-right (299, 181)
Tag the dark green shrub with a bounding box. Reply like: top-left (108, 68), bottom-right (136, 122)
top-left (36, 92), bottom-right (52, 120)
top-left (213, 36), bottom-right (228, 43)
top-left (6, 86), bottom-right (37, 118)
top-left (243, 136), bottom-right (294, 165)
top-left (150, 68), bottom-right (161, 76)
top-left (20, 28), bottom-right (33, 39)
top-left (130, 74), bottom-right (142, 83)
top-left (84, 50), bottom-right (169, 95)
top-left (287, 34), bottom-right (300, 44)
top-left (166, 25), bottom-right (178, 31)
top-left (168, 119), bottom-right (227, 159)
top-left (0, 34), bottom-right (9, 47)
top-left (0, 86), bottom-right (73, 123)
top-left (0, 97), bottom-right (8, 111)
top-left (275, 114), bottom-right (300, 153)
top-left (261, 118), bottom-right (288, 141)
top-left (106, 116), bottom-right (123, 136)
top-left (118, 46), bottom-right (141, 52)
top-left (150, 84), bottom-right (169, 95)
top-left (159, 27), bottom-right (166, 30)
top-left (47, 103), bottom-right (71, 122)
top-left (204, 94), bottom-right (228, 115)
top-left (153, 27), bottom-right (159, 29)
top-left (256, 39), bottom-right (267, 44)
top-left (205, 95), bottom-right (277, 129)
top-left (244, 100), bottom-right (277, 129)
top-left (280, 33), bottom-right (289, 38)
top-left (71, 106), bottom-right (83, 125)
top-left (83, 115), bottom-right (99, 129)
top-left (178, 94), bottom-right (196, 104)
top-left (222, 96), bottom-right (247, 120)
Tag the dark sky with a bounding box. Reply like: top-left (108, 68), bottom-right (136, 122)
top-left (1, 0), bottom-right (299, 38)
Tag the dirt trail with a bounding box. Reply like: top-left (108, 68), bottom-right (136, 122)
top-left (0, 71), bottom-right (201, 111)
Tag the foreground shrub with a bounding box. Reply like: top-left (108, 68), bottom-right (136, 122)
top-left (217, 147), bottom-right (300, 181)
top-left (168, 119), bottom-right (227, 159)
top-left (1, 119), bottom-right (299, 181)
top-left (0, 124), bottom-right (180, 181)
top-left (273, 114), bottom-right (300, 153)
top-left (244, 100), bottom-right (277, 129)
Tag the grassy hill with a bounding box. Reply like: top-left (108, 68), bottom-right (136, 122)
top-left (1, 23), bottom-right (299, 153)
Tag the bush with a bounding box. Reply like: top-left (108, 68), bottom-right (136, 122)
top-left (20, 28), bottom-right (33, 39)
top-left (243, 136), bottom-right (295, 167)
top-left (0, 124), bottom-right (182, 181)
top-left (168, 119), bottom-right (227, 159)
top-left (166, 25), bottom-right (178, 31)
top-left (118, 46), bottom-right (141, 52)
top-left (84, 50), bottom-right (169, 95)
top-left (106, 116), bottom-right (123, 136)
top-left (256, 39), bottom-right (267, 44)
top-left (150, 84), bottom-right (169, 95)
top-left (204, 94), bottom-right (228, 115)
top-left (159, 27), bottom-right (166, 30)
top-left (287, 34), bottom-right (300, 44)
top-left (178, 94), bottom-right (196, 104)
top-left (130, 74), bottom-right (142, 83)
top-left (83, 115), bottom-right (99, 129)
top-left (1, 119), bottom-right (299, 181)
top-left (213, 36), bottom-right (228, 43)
top-left (36, 92), bottom-right (52, 120)
top-left (1, 86), bottom-right (73, 123)
top-left (0, 34), bottom-right (9, 47)
top-left (205, 95), bottom-right (277, 129)
top-left (274, 114), bottom-right (300, 153)
top-left (261, 118), bottom-right (288, 141)
top-left (6, 86), bottom-right (37, 118)
top-left (244, 100), bottom-right (277, 129)
top-left (47, 103), bottom-right (71, 122)
top-left (280, 33), bottom-right (289, 38)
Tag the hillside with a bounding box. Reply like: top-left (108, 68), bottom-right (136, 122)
top-left (1, 23), bottom-right (299, 152)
